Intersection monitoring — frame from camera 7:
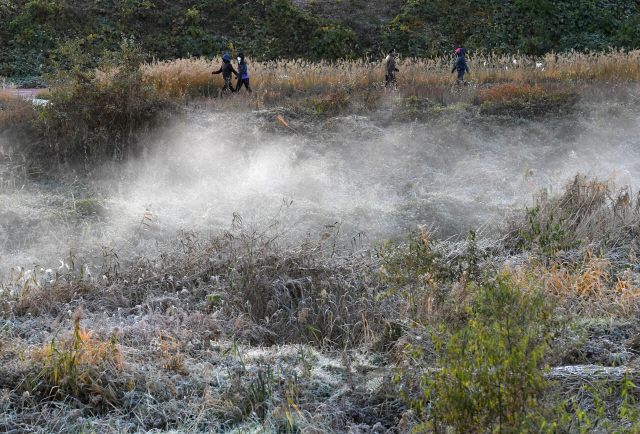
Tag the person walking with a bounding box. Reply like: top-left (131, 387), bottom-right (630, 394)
top-left (451, 48), bottom-right (470, 85)
top-left (235, 53), bottom-right (252, 93)
top-left (212, 53), bottom-right (238, 95)
top-left (385, 48), bottom-right (399, 87)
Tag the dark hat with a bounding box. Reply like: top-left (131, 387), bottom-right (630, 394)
top-left (222, 53), bottom-right (230, 61)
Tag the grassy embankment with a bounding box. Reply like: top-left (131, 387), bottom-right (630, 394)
top-left (1, 49), bottom-right (640, 432)
top-left (3, 47), bottom-right (640, 165)
top-left (1, 0), bottom-right (640, 77)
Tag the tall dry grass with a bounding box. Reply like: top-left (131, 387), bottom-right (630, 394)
top-left (0, 79), bottom-right (38, 127)
top-left (143, 49), bottom-right (640, 98)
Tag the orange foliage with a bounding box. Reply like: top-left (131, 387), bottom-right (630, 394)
top-left (478, 83), bottom-right (543, 103)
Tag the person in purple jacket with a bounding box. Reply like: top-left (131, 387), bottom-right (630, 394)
top-left (235, 53), bottom-right (252, 93)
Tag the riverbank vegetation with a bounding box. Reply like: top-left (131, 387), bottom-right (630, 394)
top-left (2, 173), bottom-right (640, 432)
top-left (2, 37), bottom-right (640, 432)
top-left (2, 44), bottom-right (640, 166)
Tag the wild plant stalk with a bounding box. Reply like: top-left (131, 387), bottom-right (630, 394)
top-left (142, 49), bottom-right (640, 98)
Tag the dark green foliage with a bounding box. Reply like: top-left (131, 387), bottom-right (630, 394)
top-left (380, 0), bottom-right (640, 58)
top-left (3, 0), bottom-right (640, 77)
top-left (312, 25), bottom-right (360, 59)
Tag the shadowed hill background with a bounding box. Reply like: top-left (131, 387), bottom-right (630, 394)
top-left (1, 0), bottom-right (640, 77)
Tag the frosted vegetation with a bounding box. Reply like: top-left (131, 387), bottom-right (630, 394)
top-left (1, 48), bottom-right (640, 433)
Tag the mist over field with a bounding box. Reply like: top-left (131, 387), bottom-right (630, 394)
top-left (4, 59), bottom-right (640, 431)
top-left (4, 0), bottom-right (640, 427)
top-left (3, 87), bottom-right (640, 280)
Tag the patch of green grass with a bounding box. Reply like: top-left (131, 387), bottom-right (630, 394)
top-left (73, 198), bottom-right (107, 217)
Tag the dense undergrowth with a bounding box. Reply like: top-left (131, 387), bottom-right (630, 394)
top-left (2, 0), bottom-right (640, 77)
top-left (387, 0), bottom-right (640, 58)
top-left (2, 46), bottom-right (640, 432)
top-left (2, 175), bottom-right (640, 432)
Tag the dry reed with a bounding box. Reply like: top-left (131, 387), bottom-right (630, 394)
top-left (142, 49), bottom-right (640, 98)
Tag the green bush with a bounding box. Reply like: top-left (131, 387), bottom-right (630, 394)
top-left (312, 25), bottom-right (360, 59)
top-left (513, 205), bottom-right (580, 257)
top-left (413, 275), bottom-right (552, 433)
top-left (36, 39), bottom-right (171, 163)
top-left (380, 0), bottom-right (640, 57)
top-left (377, 230), bottom-right (484, 321)
top-left (25, 0), bottom-right (61, 23)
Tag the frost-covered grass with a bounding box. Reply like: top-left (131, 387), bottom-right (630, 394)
top-left (3, 64), bottom-right (640, 432)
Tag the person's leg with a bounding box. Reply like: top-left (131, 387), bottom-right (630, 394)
top-left (223, 77), bottom-right (234, 93)
top-left (235, 78), bottom-right (242, 92)
top-left (245, 78), bottom-right (252, 93)
top-left (457, 70), bottom-right (465, 84)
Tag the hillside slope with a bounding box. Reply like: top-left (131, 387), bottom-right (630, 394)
top-left (1, 0), bottom-right (639, 77)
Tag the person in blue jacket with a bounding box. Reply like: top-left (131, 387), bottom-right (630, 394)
top-left (451, 48), bottom-right (470, 84)
top-left (212, 53), bottom-right (238, 94)
top-left (235, 53), bottom-right (252, 93)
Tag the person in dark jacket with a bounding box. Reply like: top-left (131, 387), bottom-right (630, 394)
top-left (235, 53), bottom-right (252, 93)
top-left (451, 48), bottom-right (470, 84)
top-left (212, 53), bottom-right (238, 94)
top-left (385, 48), bottom-right (399, 87)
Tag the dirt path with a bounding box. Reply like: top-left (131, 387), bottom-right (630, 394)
top-left (0, 88), bottom-right (48, 98)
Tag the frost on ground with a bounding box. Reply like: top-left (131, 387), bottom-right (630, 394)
top-left (2, 84), bottom-right (640, 432)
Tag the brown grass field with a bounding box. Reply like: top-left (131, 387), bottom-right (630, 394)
top-left (142, 50), bottom-right (640, 98)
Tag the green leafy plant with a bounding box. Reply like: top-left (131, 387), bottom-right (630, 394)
top-left (518, 205), bottom-right (578, 257)
top-left (312, 25), bottom-right (360, 59)
top-left (376, 232), bottom-right (452, 321)
top-left (412, 275), bottom-right (553, 433)
top-left (377, 229), bottom-right (485, 321)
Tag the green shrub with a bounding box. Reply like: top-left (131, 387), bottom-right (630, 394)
top-left (376, 233), bottom-right (452, 321)
top-left (25, 0), bottom-right (61, 23)
top-left (413, 275), bottom-right (553, 433)
top-left (36, 39), bottom-right (171, 163)
top-left (377, 230), bottom-right (484, 321)
top-left (312, 25), bottom-right (360, 59)
top-left (516, 205), bottom-right (578, 257)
